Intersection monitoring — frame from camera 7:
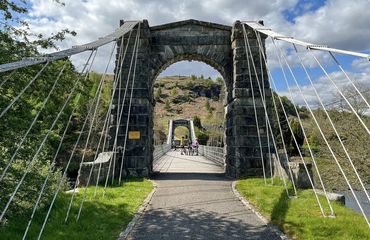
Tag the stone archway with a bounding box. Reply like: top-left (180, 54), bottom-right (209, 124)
top-left (111, 19), bottom-right (271, 178)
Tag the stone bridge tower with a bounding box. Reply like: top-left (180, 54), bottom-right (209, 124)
top-left (110, 19), bottom-right (271, 178)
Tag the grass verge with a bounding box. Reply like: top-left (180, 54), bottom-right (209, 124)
top-left (236, 178), bottom-right (370, 240)
top-left (0, 178), bottom-right (153, 240)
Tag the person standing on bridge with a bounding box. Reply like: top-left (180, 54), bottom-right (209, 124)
top-left (192, 138), bottom-right (199, 156)
top-left (180, 136), bottom-right (185, 155)
top-left (187, 136), bottom-right (192, 155)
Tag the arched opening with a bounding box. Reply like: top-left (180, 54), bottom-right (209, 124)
top-left (152, 60), bottom-right (227, 173)
top-left (174, 126), bottom-right (190, 141)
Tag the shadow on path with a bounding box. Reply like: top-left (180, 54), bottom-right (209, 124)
top-left (128, 207), bottom-right (280, 240)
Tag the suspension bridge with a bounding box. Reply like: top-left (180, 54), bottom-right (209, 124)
top-left (0, 19), bottom-right (369, 239)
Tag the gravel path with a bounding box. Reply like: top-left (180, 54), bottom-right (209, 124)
top-left (127, 151), bottom-right (281, 240)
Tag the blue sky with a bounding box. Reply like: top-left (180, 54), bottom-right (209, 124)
top-left (282, 0), bottom-right (327, 23)
top-left (6, 0), bottom-right (370, 106)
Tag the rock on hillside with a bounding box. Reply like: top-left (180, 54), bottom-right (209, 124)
top-left (153, 76), bottom-right (225, 142)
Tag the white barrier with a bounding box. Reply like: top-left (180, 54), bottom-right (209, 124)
top-left (153, 144), bottom-right (171, 164)
top-left (198, 145), bottom-right (225, 167)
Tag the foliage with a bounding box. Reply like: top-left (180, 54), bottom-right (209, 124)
top-left (0, 153), bottom-right (66, 220)
top-left (0, 178), bottom-right (153, 240)
top-left (236, 178), bottom-right (370, 240)
top-left (290, 118), bottom-right (304, 155)
top-left (194, 127), bottom-right (209, 145)
top-left (155, 87), bottom-right (162, 101)
top-left (171, 87), bottom-right (178, 96)
top-left (0, 0), bottom-right (76, 51)
top-left (215, 76), bottom-right (223, 85)
top-left (0, 58), bottom-right (84, 222)
top-left (271, 92), bottom-right (300, 154)
top-left (164, 99), bottom-right (171, 111)
top-left (302, 109), bottom-right (370, 191)
top-left (0, 1), bottom-right (111, 225)
top-left (330, 81), bottom-right (370, 115)
top-left (193, 116), bottom-right (202, 129)
top-left (205, 79), bottom-right (213, 89)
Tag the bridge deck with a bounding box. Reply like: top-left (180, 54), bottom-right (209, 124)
top-left (127, 151), bottom-right (281, 240)
top-left (153, 150), bottom-right (224, 173)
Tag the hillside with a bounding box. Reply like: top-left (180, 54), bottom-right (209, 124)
top-left (153, 75), bottom-right (225, 143)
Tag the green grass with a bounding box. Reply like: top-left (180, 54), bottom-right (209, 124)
top-left (0, 178), bottom-right (153, 240)
top-left (236, 178), bottom-right (370, 240)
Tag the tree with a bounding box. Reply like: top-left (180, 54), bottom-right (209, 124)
top-left (194, 127), bottom-right (209, 145)
top-left (330, 82), bottom-right (370, 115)
top-left (191, 74), bottom-right (197, 81)
top-left (290, 118), bottom-right (304, 155)
top-left (271, 92), bottom-right (297, 153)
top-left (0, 0), bottom-right (76, 52)
top-left (0, 1), bottom-right (84, 222)
top-left (215, 77), bottom-right (223, 85)
top-left (193, 116), bottom-right (202, 129)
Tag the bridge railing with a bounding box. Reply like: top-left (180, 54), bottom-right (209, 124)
top-left (153, 144), bottom-right (171, 164)
top-left (198, 145), bottom-right (225, 167)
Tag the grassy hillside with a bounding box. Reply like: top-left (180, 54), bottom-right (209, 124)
top-left (153, 75), bottom-right (225, 143)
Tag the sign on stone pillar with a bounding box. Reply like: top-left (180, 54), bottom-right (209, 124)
top-left (110, 20), bottom-right (153, 177)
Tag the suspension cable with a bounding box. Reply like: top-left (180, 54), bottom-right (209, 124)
top-left (37, 50), bottom-right (99, 240)
top-left (329, 52), bottom-right (370, 110)
top-left (64, 43), bottom-right (117, 223)
top-left (243, 26), bottom-right (294, 197)
top-left (0, 59), bottom-right (70, 222)
top-left (75, 92), bottom-right (114, 221)
top-left (270, 37), bottom-right (336, 216)
top-left (308, 50), bottom-right (370, 135)
top-left (5, 50), bottom-right (92, 232)
top-left (241, 25), bottom-right (267, 185)
top-left (288, 43), bottom-right (370, 226)
top-left (0, 60), bottom-right (67, 182)
top-left (270, 37), bottom-right (331, 216)
top-left (118, 23), bottom-right (141, 185)
top-left (112, 28), bottom-right (134, 185)
top-left (259, 47), bottom-right (274, 184)
top-left (75, 37), bottom-right (129, 218)
top-left (0, 61), bottom-right (49, 119)
top-left (103, 25), bottom-right (139, 192)
top-left (22, 91), bottom-right (83, 240)
top-left (0, 69), bottom-right (17, 88)
top-left (102, 39), bottom-right (135, 195)
top-left (256, 29), bottom-right (368, 225)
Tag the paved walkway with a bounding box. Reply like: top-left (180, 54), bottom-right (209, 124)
top-left (127, 151), bottom-right (281, 240)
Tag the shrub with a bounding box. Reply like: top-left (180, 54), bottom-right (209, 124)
top-left (164, 99), bottom-right (171, 111)
top-left (155, 87), bottom-right (162, 101)
top-left (0, 141), bottom-right (66, 222)
top-left (193, 116), bottom-right (202, 129)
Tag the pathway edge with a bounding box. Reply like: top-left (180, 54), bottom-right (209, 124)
top-left (231, 180), bottom-right (290, 240)
top-left (117, 179), bottom-right (158, 240)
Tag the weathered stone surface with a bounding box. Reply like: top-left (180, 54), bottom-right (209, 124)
top-left (109, 19), bottom-right (272, 179)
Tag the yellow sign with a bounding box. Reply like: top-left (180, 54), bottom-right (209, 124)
top-left (128, 131), bottom-right (140, 140)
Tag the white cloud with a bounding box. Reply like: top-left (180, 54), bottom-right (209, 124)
top-left (291, 0), bottom-right (370, 51)
top-left (23, 0), bottom-right (370, 88)
top-left (277, 62), bottom-right (370, 109)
